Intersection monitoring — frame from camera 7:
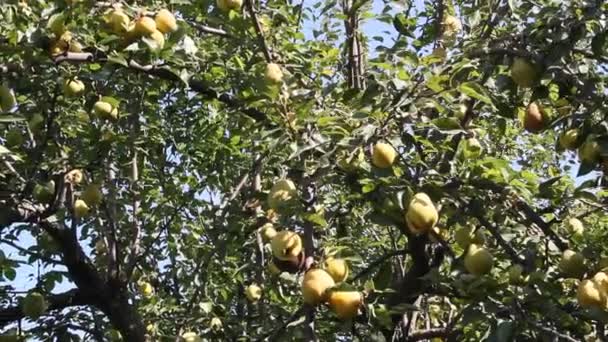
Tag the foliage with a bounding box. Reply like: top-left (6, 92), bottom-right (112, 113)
top-left (1, 0), bottom-right (608, 341)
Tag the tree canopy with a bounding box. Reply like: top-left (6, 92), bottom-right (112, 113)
top-left (1, 0), bottom-right (608, 341)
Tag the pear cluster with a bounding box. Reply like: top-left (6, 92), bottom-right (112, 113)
top-left (301, 267), bottom-right (363, 320)
top-left (105, 7), bottom-right (178, 51)
top-left (577, 271), bottom-right (608, 310)
top-left (47, 13), bottom-right (84, 56)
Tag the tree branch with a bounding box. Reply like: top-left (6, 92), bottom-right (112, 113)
top-left (21, 52), bottom-right (269, 122)
top-left (0, 289), bottom-right (91, 327)
top-left (245, 0), bottom-right (273, 62)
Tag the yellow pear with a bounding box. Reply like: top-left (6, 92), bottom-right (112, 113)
top-left (217, 0), bottom-right (243, 12)
top-left (73, 199), bottom-right (90, 218)
top-left (464, 244), bottom-right (493, 275)
top-left (62, 79), bottom-right (85, 97)
top-left (508, 264), bottom-right (524, 284)
top-left (270, 230), bottom-right (302, 260)
top-left (93, 101), bottom-right (118, 120)
top-left (22, 292), bottom-right (47, 319)
top-left (210, 317), bottom-right (222, 331)
top-left (371, 142), bottom-right (396, 168)
top-left (82, 184), bottom-right (103, 206)
top-left (577, 279), bottom-right (605, 309)
top-left (462, 137), bottom-right (482, 159)
top-left (579, 139), bottom-right (601, 163)
top-left (258, 223), bottom-right (277, 242)
top-left (324, 258), bottom-right (349, 283)
top-left (510, 57), bottom-right (538, 88)
top-left (559, 128), bottom-right (579, 150)
top-left (155, 9), bottom-right (178, 33)
top-left (267, 178), bottom-right (297, 211)
top-left (559, 249), bottom-right (586, 278)
top-left (139, 281), bottom-right (154, 298)
top-left (405, 193), bottom-right (438, 234)
top-left (109, 9), bottom-right (130, 33)
top-left (593, 272), bottom-right (608, 293)
top-left (442, 15), bottom-right (462, 39)
top-left (245, 284), bottom-right (262, 302)
top-left (0, 83), bottom-right (17, 112)
top-left (181, 332), bottom-right (201, 342)
top-left (65, 169), bottom-right (84, 184)
top-left (301, 268), bottom-right (335, 305)
top-left (134, 16), bottom-right (156, 36)
top-left (327, 291), bottom-right (363, 320)
top-left (265, 63), bottom-right (284, 84)
top-left (565, 217), bottom-right (584, 236)
top-left (149, 29), bottom-right (165, 50)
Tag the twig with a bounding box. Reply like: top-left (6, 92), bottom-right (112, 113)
top-left (245, 0), bottom-right (273, 62)
top-left (352, 249), bottom-right (409, 281)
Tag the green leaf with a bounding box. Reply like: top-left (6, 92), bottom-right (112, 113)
top-left (459, 82), bottom-right (493, 105)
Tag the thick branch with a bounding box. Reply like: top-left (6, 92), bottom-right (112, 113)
top-left (0, 289), bottom-right (91, 327)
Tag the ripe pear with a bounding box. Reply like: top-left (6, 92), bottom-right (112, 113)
top-left (462, 137), bottom-right (482, 159)
top-left (155, 9), bottom-right (178, 33)
top-left (593, 272), bottom-right (608, 293)
top-left (33, 180), bottom-right (55, 203)
top-left (82, 184), bottom-right (103, 206)
top-left (65, 169), bottom-right (84, 184)
top-left (149, 29), bottom-right (165, 50)
top-left (565, 217), bottom-right (584, 236)
top-left (524, 102), bottom-right (545, 133)
top-left (22, 292), bottom-right (47, 319)
top-left (579, 139), bottom-right (601, 163)
top-left (577, 279), bottom-right (605, 309)
top-left (559, 249), bottom-right (586, 278)
top-left (245, 284), bottom-right (262, 302)
top-left (93, 101), bottom-right (118, 120)
top-left (405, 192), bottom-right (438, 234)
top-left (217, 0), bottom-right (243, 12)
top-left (508, 264), bottom-right (524, 284)
top-left (109, 9), bottom-right (130, 33)
top-left (270, 230), bottom-right (302, 260)
top-left (328, 291), bottom-right (363, 320)
top-left (267, 178), bottom-right (297, 211)
top-left (301, 268), bottom-right (335, 305)
top-left (139, 281), bottom-right (154, 298)
top-left (62, 79), bottom-right (85, 97)
top-left (258, 223), bottom-right (277, 242)
top-left (0, 83), bottom-right (17, 112)
top-left (134, 17), bottom-right (157, 36)
top-left (73, 199), bottom-right (90, 218)
top-left (265, 63), bottom-right (284, 84)
top-left (454, 226), bottom-right (472, 248)
top-left (510, 57), bottom-right (538, 88)
top-left (559, 128), bottom-right (580, 150)
top-left (182, 332), bottom-right (201, 342)
top-left (210, 317), bottom-right (222, 331)
top-left (464, 244), bottom-right (493, 275)
top-left (371, 142), bottom-right (396, 168)
top-left (324, 258), bottom-right (349, 283)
